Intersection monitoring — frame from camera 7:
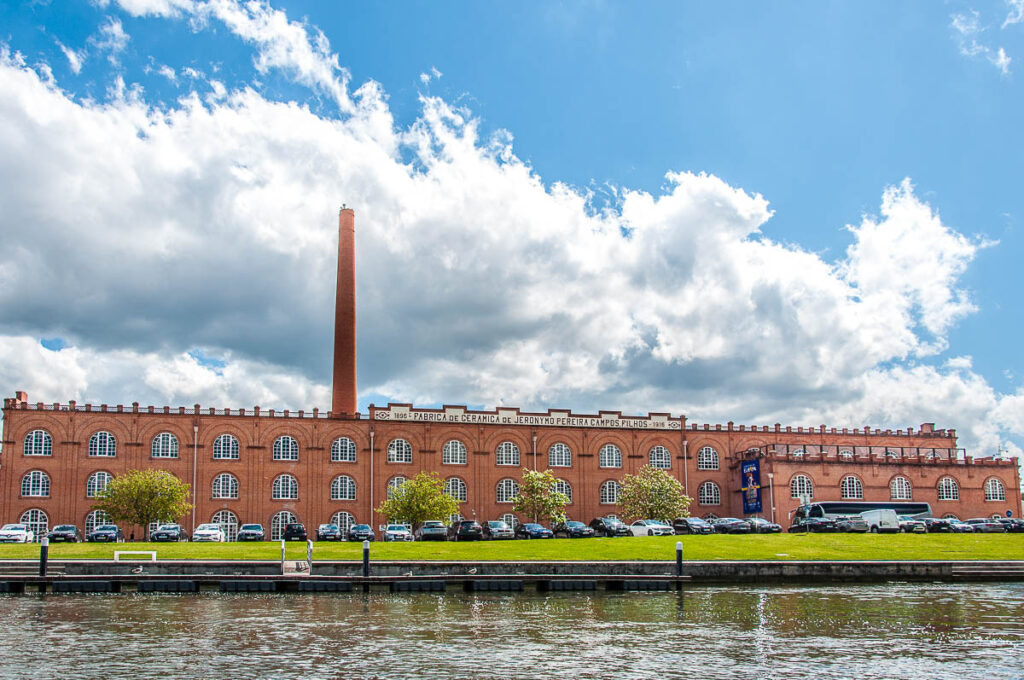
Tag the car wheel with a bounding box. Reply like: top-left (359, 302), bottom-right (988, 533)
top-left (870, 526), bottom-right (878, 533)
top-left (648, 530), bottom-right (654, 536)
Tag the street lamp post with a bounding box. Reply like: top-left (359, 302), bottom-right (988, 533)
top-left (192, 424), bottom-right (198, 534)
top-left (767, 472), bottom-right (775, 524)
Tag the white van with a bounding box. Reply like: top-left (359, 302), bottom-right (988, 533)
top-left (860, 509), bottom-right (899, 533)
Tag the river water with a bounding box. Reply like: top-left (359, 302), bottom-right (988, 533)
top-left (2, 583), bottom-right (1022, 679)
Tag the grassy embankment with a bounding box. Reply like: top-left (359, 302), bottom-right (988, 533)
top-left (0, 533), bottom-right (1021, 561)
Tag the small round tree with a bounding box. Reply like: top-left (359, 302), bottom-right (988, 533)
top-left (513, 468), bottom-right (570, 525)
top-left (91, 469), bottom-right (193, 538)
top-left (618, 465), bottom-right (691, 522)
top-left (374, 471), bottom-right (461, 531)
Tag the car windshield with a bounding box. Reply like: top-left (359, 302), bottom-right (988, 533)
top-left (352, 525), bottom-right (370, 531)
top-left (157, 524), bottom-right (179, 530)
top-left (566, 521), bottom-right (584, 528)
top-left (320, 524), bottom-right (338, 530)
top-left (54, 525), bottom-right (76, 531)
top-left (240, 525), bottom-right (262, 531)
top-left (423, 522), bottom-right (443, 528)
top-left (196, 524), bottom-right (218, 531)
top-left (387, 525), bottom-right (407, 531)
top-left (1, 524), bottom-right (25, 531)
top-left (97, 525), bottom-right (117, 531)
top-left (524, 524), bottom-right (543, 530)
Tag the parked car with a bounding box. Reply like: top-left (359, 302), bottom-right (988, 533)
top-left (87, 524), bottom-right (124, 542)
top-left (150, 524), bottom-right (188, 542)
top-left (897, 516), bottom-right (927, 533)
top-left (834, 515), bottom-right (868, 533)
top-left (995, 518), bottom-right (1024, 533)
top-left (922, 517), bottom-right (953, 533)
top-left (708, 518), bottom-right (752, 534)
top-left (316, 523), bottom-right (342, 541)
top-left (283, 523), bottom-right (308, 541)
top-left (0, 523), bottom-right (35, 543)
top-left (553, 520), bottom-right (595, 538)
top-left (384, 524), bottom-right (414, 542)
top-left (416, 520), bottom-right (449, 541)
top-left (589, 517), bottom-right (632, 537)
top-left (448, 520), bottom-right (484, 541)
top-left (192, 523), bottom-right (225, 542)
top-left (673, 517), bottom-right (715, 535)
top-left (348, 524), bottom-right (375, 542)
top-left (481, 520), bottom-right (515, 540)
top-left (746, 518), bottom-right (784, 534)
top-left (965, 518), bottom-right (1006, 533)
top-left (516, 523), bottom-right (554, 539)
top-left (630, 519), bottom-right (675, 536)
top-left (237, 524), bottom-right (266, 541)
top-left (947, 519), bottom-right (975, 533)
top-left (788, 517), bottom-right (839, 533)
top-left (45, 525), bottom-right (82, 543)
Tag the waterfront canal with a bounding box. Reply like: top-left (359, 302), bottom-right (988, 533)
top-left (2, 583), bottom-right (1022, 679)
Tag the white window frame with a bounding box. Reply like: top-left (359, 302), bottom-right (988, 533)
top-left (272, 435), bottom-right (299, 461)
top-left (213, 434), bottom-right (240, 460)
top-left (790, 474), bottom-right (813, 500)
top-left (152, 432), bottom-right (179, 459)
top-left (890, 476), bottom-right (912, 501)
top-left (387, 438), bottom-right (412, 464)
top-left (272, 474), bottom-right (298, 500)
top-left (984, 478), bottom-right (1006, 502)
top-left (86, 471), bottom-right (113, 498)
top-left (331, 475), bottom-right (357, 501)
top-left (24, 429), bottom-right (52, 456)
top-left (445, 477), bottom-right (468, 502)
top-left (698, 481), bottom-right (721, 506)
top-left (937, 477), bottom-right (959, 501)
top-left (212, 510), bottom-right (239, 541)
top-left (840, 475), bottom-right (863, 500)
top-left (548, 442), bottom-right (572, 467)
top-left (697, 446), bottom-right (719, 470)
top-left (212, 473), bottom-right (239, 499)
top-left (270, 511), bottom-right (298, 541)
top-left (21, 470), bottom-right (50, 497)
top-left (442, 440), bottom-right (468, 465)
top-left (331, 437), bottom-right (357, 463)
top-left (20, 509), bottom-right (48, 540)
top-left (89, 431), bottom-right (117, 457)
top-left (649, 445), bottom-right (671, 469)
top-left (496, 441), bottom-right (520, 466)
top-left (496, 478), bottom-right (520, 503)
top-left (599, 444), bottom-right (622, 468)
top-left (552, 479), bottom-right (572, 503)
top-left (387, 476), bottom-right (407, 500)
top-left (600, 480), bottom-right (620, 504)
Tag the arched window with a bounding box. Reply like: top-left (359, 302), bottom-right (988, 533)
top-left (790, 448), bottom-right (806, 458)
top-left (599, 444), bottom-right (622, 468)
top-left (331, 437), bottom-right (357, 462)
top-left (937, 477), bottom-right (959, 501)
top-left (496, 441), bottom-right (520, 466)
top-left (270, 511), bottom-right (297, 541)
top-left (272, 435), bottom-right (298, 461)
top-left (213, 434), bottom-right (239, 460)
top-left (649, 445), bottom-right (671, 469)
top-left (496, 479), bottom-right (520, 503)
top-left (387, 438), bottom-right (412, 463)
top-left (331, 511), bottom-right (356, 535)
top-left (790, 474), bottom-right (814, 500)
top-left (86, 471), bottom-right (113, 498)
top-left (699, 481), bottom-right (721, 506)
top-left (24, 429), bottom-right (52, 456)
top-left (20, 509), bottom-right (47, 540)
top-left (212, 473), bottom-right (239, 499)
top-left (212, 510), bottom-right (238, 541)
top-left (443, 440), bottom-right (468, 465)
top-left (500, 513), bottom-right (520, 529)
top-left (445, 477), bottom-right (468, 502)
top-left (548, 443), bottom-right (571, 467)
top-left (152, 432), bottom-right (179, 459)
top-left (600, 480), bottom-right (620, 504)
top-left (890, 476), bottom-right (912, 501)
top-left (272, 474), bottom-right (298, 500)
top-left (840, 475), bottom-right (863, 499)
top-left (942, 513), bottom-right (960, 521)
top-left (331, 475), bottom-right (357, 501)
top-left (387, 476), bottom-right (407, 499)
top-left (85, 510), bottom-right (110, 535)
top-left (697, 446), bottom-right (719, 470)
top-left (88, 431), bottom-right (116, 457)
top-left (552, 479), bottom-right (572, 503)
top-left (838, 449), bottom-right (854, 460)
top-left (984, 478), bottom-right (1006, 502)
top-left (21, 470), bottom-right (49, 497)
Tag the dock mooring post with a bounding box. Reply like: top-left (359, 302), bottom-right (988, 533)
top-left (280, 539), bottom-right (286, 574)
top-left (39, 536), bottom-right (49, 577)
top-left (306, 539), bottom-right (314, 573)
top-left (362, 540), bottom-right (370, 593)
top-left (675, 541), bottom-right (683, 590)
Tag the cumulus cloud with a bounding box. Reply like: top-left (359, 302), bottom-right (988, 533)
top-left (55, 40), bottom-right (84, 74)
top-left (1004, 0), bottom-right (1024, 28)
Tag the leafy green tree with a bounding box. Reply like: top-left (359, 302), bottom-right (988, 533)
top-left (375, 472), bottom-right (460, 531)
top-left (618, 466), bottom-right (691, 522)
top-left (513, 468), bottom-right (570, 525)
top-left (91, 469), bottom-right (193, 538)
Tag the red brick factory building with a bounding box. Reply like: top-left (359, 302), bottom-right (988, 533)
top-left (2, 209), bottom-right (1020, 540)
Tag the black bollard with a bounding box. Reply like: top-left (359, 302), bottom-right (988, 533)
top-left (39, 536), bottom-right (49, 577)
top-left (676, 541), bottom-right (683, 577)
top-left (362, 540), bottom-right (370, 578)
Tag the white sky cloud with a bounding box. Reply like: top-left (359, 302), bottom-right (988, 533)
top-left (1004, 0), bottom-right (1024, 28)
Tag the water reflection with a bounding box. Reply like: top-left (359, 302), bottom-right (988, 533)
top-left (0, 584), bottom-right (1021, 679)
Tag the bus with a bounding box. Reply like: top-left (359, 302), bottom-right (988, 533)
top-left (794, 501), bottom-right (933, 521)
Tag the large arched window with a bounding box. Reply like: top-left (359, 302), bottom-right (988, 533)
top-left (86, 471), bottom-right (113, 498)
top-left (496, 441), bottom-right (520, 466)
top-left (213, 434), bottom-right (239, 460)
top-left (88, 431), bottom-right (116, 457)
top-left (152, 432), bottom-right (179, 459)
top-left (600, 480), bottom-right (620, 505)
top-left (649, 445), bottom-right (671, 469)
top-left (387, 476), bottom-right (407, 500)
top-left (212, 473), bottom-right (239, 499)
top-left (890, 476), bottom-right (912, 501)
top-left (984, 478), bottom-right (1006, 502)
top-left (500, 513), bottom-right (520, 529)
top-left (599, 444), bottom-right (622, 468)
top-left (20, 509), bottom-right (47, 540)
top-left (697, 446), bottom-right (719, 470)
top-left (387, 438), bottom-right (412, 463)
top-left (24, 429), bottom-right (52, 456)
top-left (331, 437), bottom-right (357, 462)
top-left (270, 511), bottom-right (297, 541)
top-left (699, 481), bottom-right (721, 506)
top-left (331, 511), bottom-right (356, 535)
top-left (272, 474), bottom-right (298, 500)
top-left (21, 470), bottom-right (50, 497)
top-left (790, 474), bottom-right (814, 500)
top-left (84, 509), bottom-right (110, 535)
top-left (552, 479), bottom-right (572, 503)
top-left (937, 477), bottom-right (960, 501)
top-left (548, 443), bottom-right (572, 467)
top-left (840, 475), bottom-right (863, 499)
top-left (213, 510), bottom-right (238, 541)
top-left (445, 477), bottom-right (468, 502)
top-left (496, 478), bottom-right (520, 503)
top-left (443, 440), bottom-right (468, 465)
top-left (272, 435), bottom-right (298, 461)
top-left (331, 475), bottom-right (357, 501)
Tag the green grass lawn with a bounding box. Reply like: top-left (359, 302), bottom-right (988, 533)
top-left (0, 533), bottom-right (1021, 561)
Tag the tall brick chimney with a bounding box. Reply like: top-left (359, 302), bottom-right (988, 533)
top-left (332, 207), bottom-right (357, 416)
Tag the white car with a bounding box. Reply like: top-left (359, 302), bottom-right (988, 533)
top-left (383, 524), bottom-right (414, 542)
top-left (191, 523), bottom-right (226, 542)
top-left (630, 519), bottom-right (674, 537)
top-left (0, 523), bottom-right (35, 543)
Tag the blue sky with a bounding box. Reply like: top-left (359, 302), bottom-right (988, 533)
top-left (1, 0), bottom-right (1023, 462)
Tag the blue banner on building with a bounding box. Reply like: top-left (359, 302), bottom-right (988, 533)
top-left (741, 459), bottom-right (762, 515)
